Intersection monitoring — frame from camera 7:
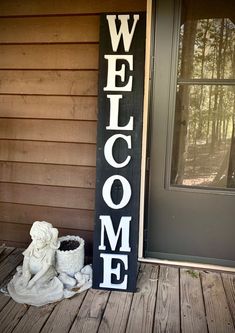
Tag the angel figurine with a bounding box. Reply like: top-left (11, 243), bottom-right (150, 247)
top-left (8, 221), bottom-right (64, 306)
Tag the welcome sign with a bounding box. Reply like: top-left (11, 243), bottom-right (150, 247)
top-left (93, 13), bottom-right (146, 292)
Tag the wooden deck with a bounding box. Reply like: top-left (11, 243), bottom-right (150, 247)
top-left (0, 247), bottom-right (234, 333)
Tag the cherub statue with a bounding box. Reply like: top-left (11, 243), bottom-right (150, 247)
top-left (8, 221), bottom-right (64, 306)
top-left (7, 221), bottom-right (92, 306)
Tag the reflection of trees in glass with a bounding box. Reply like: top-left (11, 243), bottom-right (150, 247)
top-left (192, 19), bottom-right (234, 79)
top-left (171, 20), bottom-right (197, 184)
top-left (227, 45), bottom-right (235, 187)
top-left (171, 16), bottom-right (235, 188)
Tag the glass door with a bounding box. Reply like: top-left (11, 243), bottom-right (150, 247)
top-left (146, 0), bottom-right (235, 266)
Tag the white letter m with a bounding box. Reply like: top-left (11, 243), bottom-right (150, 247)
top-left (98, 215), bottom-right (131, 252)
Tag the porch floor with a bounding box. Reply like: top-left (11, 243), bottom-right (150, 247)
top-left (0, 247), bottom-right (234, 333)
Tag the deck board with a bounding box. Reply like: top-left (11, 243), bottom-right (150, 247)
top-left (0, 246), bottom-right (15, 262)
top-left (154, 266), bottom-right (180, 333)
top-left (126, 263), bottom-right (159, 333)
top-left (0, 293), bottom-right (11, 313)
top-left (98, 291), bottom-right (133, 333)
top-left (222, 273), bottom-right (235, 326)
top-left (0, 249), bottom-right (235, 333)
top-left (0, 247), bottom-right (21, 312)
top-left (0, 248), bottom-right (23, 285)
top-left (201, 271), bottom-right (235, 333)
top-left (40, 292), bottom-right (87, 333)
top-left (69, 289), bottom-right (110, 333)
top-left (12, 303), bottom-right (56, 333)
top-left (0, 299), bottom-right (28, 333)
top-left (180, 269), bottom-right (208, 333)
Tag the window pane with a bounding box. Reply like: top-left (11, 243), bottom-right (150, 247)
top-left (171, 0), bottom-right (235, 190)
top-left (178, 0), bottom-right (235, 80)
top-left (171, 85), bottom-right (235, 188)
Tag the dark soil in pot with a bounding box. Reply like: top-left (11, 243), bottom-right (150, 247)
top-left (59, 240), bottom-right (80, 251)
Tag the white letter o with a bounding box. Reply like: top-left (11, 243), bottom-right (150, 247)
top-left (102, 175), bottom-right (132, 209)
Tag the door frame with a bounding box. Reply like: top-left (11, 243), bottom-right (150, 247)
top-left (138, 0), bottom-right (235, 273)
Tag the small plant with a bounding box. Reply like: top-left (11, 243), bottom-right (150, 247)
top-left (186, 269), bottom-right (199, 278)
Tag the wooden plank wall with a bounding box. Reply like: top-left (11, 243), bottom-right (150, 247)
top-left (0, 0), bottom-right (146, 254)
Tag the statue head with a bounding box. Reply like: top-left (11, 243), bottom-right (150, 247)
top-left (30, 221), bottom-right (59, 250)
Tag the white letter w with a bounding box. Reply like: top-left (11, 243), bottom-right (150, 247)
top-left (107, 14), bottom-right (139, 52)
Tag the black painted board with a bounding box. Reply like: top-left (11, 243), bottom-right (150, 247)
top-left (93, 12), bottom-right (146, 292)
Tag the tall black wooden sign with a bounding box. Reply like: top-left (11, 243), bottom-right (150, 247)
top-left (93, 13), bottom-right (146, 292)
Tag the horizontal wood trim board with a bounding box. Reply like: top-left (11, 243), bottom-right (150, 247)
top-left (0, 16), bottom-right (100, 43)
top-left (0, 240), bottom-right (26, 249)
top-left (0, 95), bottom-right (98, 120)
top-left (0, 202), bottom-right (94, 231)
top-left (0, 182), bottom-right (95, 209)
top-left (0, 140), bottom-right (96, 166)
top-left (0, 119), bottom-right (97, 143)
top-left (0, 70), bottom-right (98, 95)
top-left (0, 45), bottom-right (98, 69)
top-left (0, 162), bottom-right (96, 188)
top-left (0, 222), bottom-right (93, 254)
top-left (0, 0), bottom-right (146, 16)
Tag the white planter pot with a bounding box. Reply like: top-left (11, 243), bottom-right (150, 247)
top-left (56, 235), bottom-right (85, 277)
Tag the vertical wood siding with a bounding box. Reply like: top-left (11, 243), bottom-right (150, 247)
top-left (0, 0), bottom-right (146, 253)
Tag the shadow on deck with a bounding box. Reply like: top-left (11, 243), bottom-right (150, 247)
top-left (0, 247), bottom-right (234, 332)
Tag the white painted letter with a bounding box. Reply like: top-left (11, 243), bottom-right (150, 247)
top-left (99, 215), bottom-right (131, 252)
top-left (107, 14), bottom-right (140, 52)
top-left (104, 55), bottom-right (133, 91)
top-left (99, 253), bottom-right (128, 289)
top-left (102, 175), bottom-right (131, 209)
top-left (104, 134), bottom-right (131, 168)
top-left (106, 95), bottom-right (133, 131)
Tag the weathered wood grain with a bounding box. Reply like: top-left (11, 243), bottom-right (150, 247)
top-left (0, 16), bottom-right (99, 43)
top-left (0, 248), bottom-right (23, 286)
top-left (0, 247), bottom-right (19, 312)
top-left (0, 259), bottom-right (235, 333)
top-left (0, 292), bottom-right (11, 314)
top-left (0, 299), bottom-right (28, 333)
top-left (98, 291), bottom-right (133, 333)
top-left (0, 246), bottom-right (15, 264)
top-left (69, 289), bottom-right (110, 333)
top-left (0, 249), bottom-right (19, 292)
top-left (0, 162), bottom-right (96, 188)
top-left (0, 119), bottom-right (97, 143)
top-left (126, 263), bottom-right (158, 333)
top-left (154, 266), bottom-right (180, 333)
top-left (0, 70), bottom-right (98, 96)
top-left (0, 95), bottom-right (98, 120)
top-left (0, 240), bottom-right (27, 249)
top-left (0, 202), bottom-right (94, 231)
top-left (201, 271), bottom-right (235, 333)
top-left (221, 273), bottom-right (235, 327)
top-left (180, 268), bottom-right (207, 333)
top-left (0, 0), bottom-right (146, 16)
top-left (0, 244), bottom-right (7, 255)
top-left (0, 182), bottom-right (95, 209)
top-left (0, 140), bottom-right (96, 166)
top-left (40, 292), bottom-right (87, 333)
top-left (12, 303), bottom-right (56, 333)
top-left (0, 44), bottom-right (98, 69)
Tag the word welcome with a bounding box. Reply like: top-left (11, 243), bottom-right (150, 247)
top-left (93, 13), bottom-right (145, 292)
